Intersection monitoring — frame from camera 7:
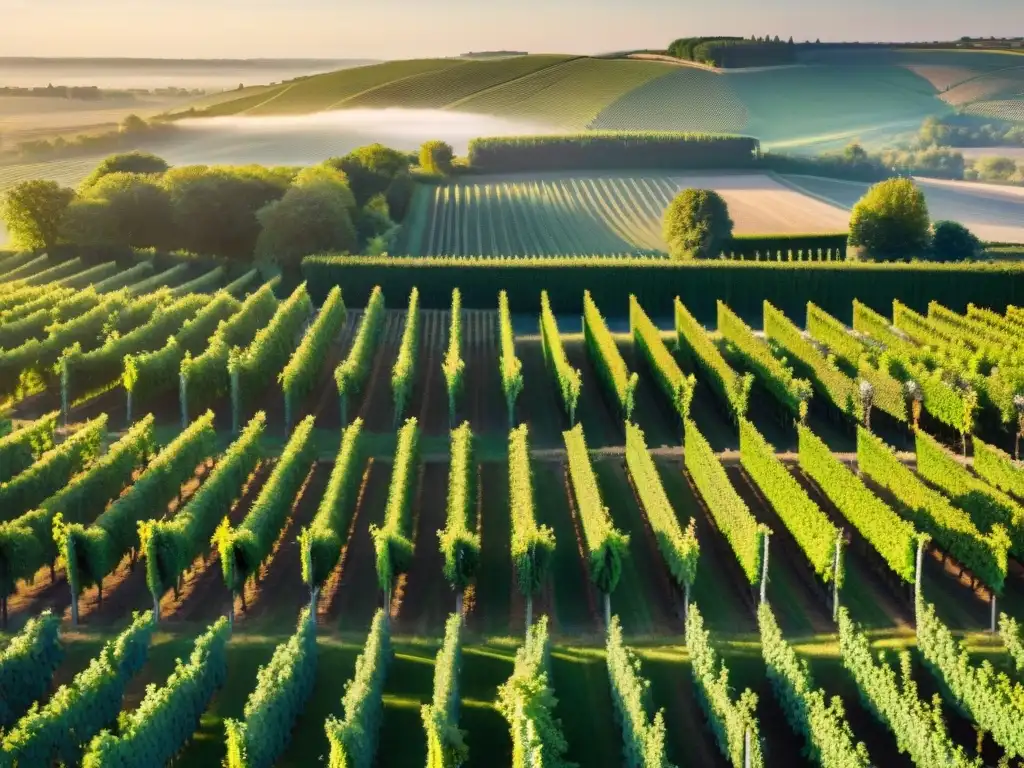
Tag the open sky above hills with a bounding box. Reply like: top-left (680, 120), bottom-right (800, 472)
top-left (3, 0), bottom-right (1022, 59)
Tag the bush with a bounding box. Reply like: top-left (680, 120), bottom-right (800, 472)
top-left (77, 172), bottom-right (175, 249)
top-left (419, 140), bottom-right (454, 175)
top-left (384, 173), bottom-right (415, 223)
top-left (78, 151), bottom-right (169, 191)
top-left (662, 188), bottom-right (734, 259)
top-left (931, 221), bottom-right (981, 262)
top-left (292, 165), bottom-right (356, 214)
top-left (255, 184), bottom-right (358, 270)
top-left (0, 180), bottom-right (75, 250)
top-left (848, 178), bottom-right (931, 260)
top-left (329, 144), bottom-right (410, 207)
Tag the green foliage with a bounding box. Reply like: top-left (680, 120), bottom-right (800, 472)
top-left (170, 266), bottom-right (227, 297)
top-left (498, 290), bottom-right (523, 426)
top-left (370, 418), bottom-right (419, 593)
top-left (325, 609), bottom-right (391, 768)
top-left (763, 301), bottom-right (863, 422)
top-left (1000, 613), bottom-right (1024, 673)
top-left (392, 288), bottom-right (420, 424)
top-left (674, 297), bottom-right (751, 420)
top-left (292, 164), bottom-right (357, 214)
top-left (849, 178), bottom-right (931, 259)
top-left (0, 411), bottom-right (57, 484)
top-left (973, 437), bottom-right (1024, 500)
top-left (142, 412), bottom-right (264, 602)
top-left (718, 300), bottom-right (812, 418)
top-left (56, 261), bottom-right (118, 290)
top-left (723, 233), bottom-right (849, 261)
top-left (562, 423), bottom-right (630, 595)
top-left (0, 179), bottom-right (75, 249)
top-left (758, 604), bottom-right (871, 768)
top-left (420, 140), bottom-right (455, 175)
top-left (335, 286), bottom-right (385, 424)
top-left (82, 616), bottom-right (230, 768)
top-left (329, 143), bottom-right (411, 207)
top-left (857, 426), bottom-right (1009, 593)
top-left (662, 188), bottom-right (734, 260)
top-left (125, 263), bottom-right (189, 295)
top-left (797, 425), bottom-right (920, 583)
top-left (0, 611), bottom-right (63, 728)
top-left (422, 614), bottom-right (468, 768)
top-left (606, 615), bottom-right (674, 768)
top-left (58, 411), bottom-right (216, 604)
top-left (223, 269), bottom-right (261, 297)
top-left (624, 422), bottom-right (698, 591)
top-left (496, 616), bottom-right (574, 768)
top-left (583, 290), bottom-right (637, 419)
top-left (229, 283), bottom-right (312, 428)
top-left (630, 295), bottom-right (694, 421)
top-left (467, 132), bottom-right (760, 172)
top-left (931, 221), bottom-right (981, 262)
top-left (686, 603), bottom-right (764, 768)
top-left (442, 289), bottom-right (466, 423)
top-left (78, 151), bottom-right (169, 192)
top-left (76, 171), bottom-right (176, 249)
top-left (281, 285), bottom-right (346, 429)
top-left (0, 610), bottom-right (154, 767)
top-left (0, 414), bottom-right (107, 523)
top-left (255, 183), bottom-right (358, 270)
top-left (123, 291), bottom-right (241, 405)
top-left (740, 418), bottom-right (841, 583)
top-left (225, 606), bottom-right (317, 768)
top-left (439, 423), bottom-right (480, 593)
top-left (215, 416), bottom-right (315, 597)
top-left (299, 418), bottom-right (364, 590)
top-left (684, 418), bottom-right (767, 585)
top-left (509, 424), bottom-right (556, 600)
top-left (181, 282), bottom-right (278, 418)
top-left (916, 599), bottom-right (1024, 757)
top-left (539, 290), bottom-right (582, 425)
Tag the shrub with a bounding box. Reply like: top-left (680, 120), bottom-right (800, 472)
top-left (77, 172), bottom-right (175, 250)
top-left (255, 184), bottom-right (358, 270)
top-left (78, 151), bottom-right (169, 192)
top-left (328, 144), bottom-right (410, 207)
top-left (849, 178), bottom-right (931, 260)
top-left (931, 221), bottom-right (981, 262)
top-left (419, 140), bottom-right (454, 175)
top-left (663, 188), bottom-right (734, 259)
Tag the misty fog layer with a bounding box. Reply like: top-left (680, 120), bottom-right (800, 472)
top-left (166, 109), bottom-right (557, 164)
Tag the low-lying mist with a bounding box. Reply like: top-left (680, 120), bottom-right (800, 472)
top-left (167, 108), bottom-right (556, 166)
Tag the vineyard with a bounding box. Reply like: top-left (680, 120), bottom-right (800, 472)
top-left (3, 252), bottom-right (1024, 767)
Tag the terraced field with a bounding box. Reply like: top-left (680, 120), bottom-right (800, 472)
top-left (403, 172), bottom-right (851, 257)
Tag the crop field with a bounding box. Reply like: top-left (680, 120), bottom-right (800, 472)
top-left (401, 172), bottom-right (851, 257)
top-left (2, 255), bottom-right (1024, 766)
top-left (780, 173), bottom-right (1024, 243)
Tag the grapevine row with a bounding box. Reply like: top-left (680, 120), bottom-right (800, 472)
top-left (281, 285), bottom-right (346, 431)
top-left (141, 412), bottom-right (265, 611)
top-left (225, 606), bottom-right (317, 768)
top-left (583, 290), bottom-right (637, 419)
top-left (0, 285), bottom-right (74, 324)
top-left (508, 424), bottom-right (555, 629)
top-left (857, 426), bottom-right (1009, 593)
top-left (299, 417), bottom-right (364, 593)
top-left (539, 289), bottom-right (581, 424)
top-left (972, 436), bottom-right (1024, 500)
top-left (336, 285), bottom-right (386, 425)
top-left (83, 616), bottom-right (230, 768)
top-left (392, 287), bottom-right (420, 425)
top-left (0, 611), bottom-right (63, 728)
top-left (128, 263), bottom-right (190, 295)
top-left (1000, 613), bottom-right (1024, 672)
top-left (499, 289), bottom-right (524, 427)
top-left (93, 262), bottom-right (154, 293)
top-left (0, 410), bottom-right (57, 484)
top-left (674, 298), bottom-right (751, 420)
top-left (717, 300), bottom-right (811, 419)
top-left (439, 422), bottom-right (480, 600)
top-left (58, 411), bottom-right (217, 624)
top-left (58, 261), bottom-right (118, 290)
top-left (422, 613), bottom-right (467, 768)
top-left (215, 415), bottom-right (316, 607)
top-left (170, 266), bottom-right (226, 297)
top-left (229, 283), bottom-right (312, 434)
top-left (442, 288), bottom-right (466, 426)
top-left (606, 615), bottom-right (673, 767)
top-left (370, 417), bottom-right (419, 595)
top-left (325, 608), bottom-right (392, 768)
top-left (562, 422), bottom-right (629, 621)
top-left (684, 418), bottom-right (767, 586)
top-left (630, 295), bottom-right (695, 423)
top-left (0, 288), bottom-right (97, 351)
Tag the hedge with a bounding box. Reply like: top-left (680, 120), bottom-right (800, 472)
top-left (302, 256), bottom-right (1024, 325)
top-left (466, 132), bottom-right (760, 172)
top-left (722, 233), bottom-right (848, 261)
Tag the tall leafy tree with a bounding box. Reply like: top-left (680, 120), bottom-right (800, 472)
top-left (0, 180), bottom-right (74, 250)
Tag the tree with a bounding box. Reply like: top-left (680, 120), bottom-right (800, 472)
top-left (931, 220), bottom-right (980, 261)
top-left (254, 184), bottom-right (358, 270)
top-left (848, 178), bottom-right (931, 259)
top-left (327, 143), bottom-right (410, 207)
top-left (355, 193), bottom-right (395, 245)
top-left (385, 173), bottom-right (415, 223)
top-left (79, 151), bottom-right (169, 191)
top-left (0, 180), bottom-right (74, 250)
top-left (79, 172), bottom-right (174, 248)
top-left (662, 188), bottom-right (733, 259)
top-left (119, 114), bottom-right (149, 134)
top-left (60, 198), bottom-right (118, 246)
top-left (419, 140), bottom-right (454, 175)
top-left (291, 164), bottom-right (356, 214)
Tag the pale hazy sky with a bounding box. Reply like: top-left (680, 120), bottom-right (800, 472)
top-left (2, 0), bottom-right (1021, 59)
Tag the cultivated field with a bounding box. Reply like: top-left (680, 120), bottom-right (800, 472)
top-left (402, 172), bottom-right (851, 257)
top-left (781, 173), bottom-right (1024, 243)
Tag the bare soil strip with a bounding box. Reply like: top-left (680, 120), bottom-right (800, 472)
top-left (516, 336), bottom-right (571, 450)
top-left (316, 457), bottom-right (374, 623)
top-left (475, 461), bottom-right (513, 636)
top-left (562, 337), bottom-right (623, 449)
